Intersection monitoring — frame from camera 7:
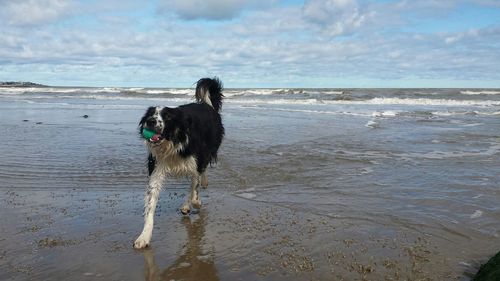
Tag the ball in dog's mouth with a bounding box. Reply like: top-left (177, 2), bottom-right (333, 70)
top-left (142, 128), bottom-right (162, 143)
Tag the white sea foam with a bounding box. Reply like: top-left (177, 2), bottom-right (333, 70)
top-left (431, 111), bottom-right (472, 116)
top-left (33, 88), bottom-right (82, 93)
top-left (0, 88), bottom-right (29, 94)
top-left (94, 87), bottom-right (121, 93)
top-left (58, 94), bottom-right (192, 102)
top-left (223, 88), bottom-right (343, 97)
top-left (372, 110), bottom-right (399, 117)
top-left (365, 120), bottom-right (379, 128)
top-left (396, 144), bottom-right (500, 160)
top-left (225, 98), bottom-right (321, 105)
top-left (235, 188), bottom-right (259, 200)
top-left (2, 87), bottom-right (500, 109)
top-left (236, 192), bottom-right (257, 199)
top-left (321, 90), bottom-right (344, 95)
top-left (224, 89), bottom-right (280, 97)
top-left (0, 99), bottom-right (146, 110)
top-left (239, 105), bottom-right (372, 117)
top-left (143, 89), bottom-right (168, 94)
top-left (359, 97), bottom-right (500, 106)
top-left (365, 111), bottom-right (399, 128)
top-left (0, 87), bottom-right (119, 95)
top-left (470, 210), bottom-right (483, 219)
top-left (226, 97), bottom-right (500, 107)
top-left (460, 90), bottom-right (500, 95)
top-left (141, 89), bottom-right (192, 95)
top-left (432, 110), bottom-right (500, 116)
top-left (0, 87), bottom-right (75, 94)
top-left (462, 123), bottom-right (483, 127)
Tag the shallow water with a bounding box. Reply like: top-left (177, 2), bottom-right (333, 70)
top-left (0, 87), bottom-right (499, 280)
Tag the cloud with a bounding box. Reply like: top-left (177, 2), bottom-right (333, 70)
top-left (0, 0), bottom-right (74, 26)
top-left (229, 6), bottom-right (307, 37)
top-left (0, 0), bottom-right (499, 87)
top-left (444, 29), bottom-right (480, 44)
top-left (158, 0), bottom-right (275, 20)
top-left (302, 0), bottom-right (371, 36)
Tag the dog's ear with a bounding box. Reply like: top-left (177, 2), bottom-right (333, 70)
top-left (140, 107), bottom-right (156, 125)
top-left (160, 108), bottom-right (188, 144)
top-left (172, 110), bottom-right (189, 144)
top-left (160, 107), bottom-right (174, 139)
top-left (139, 107), bottom-right (156, 133)
top-left (160, 107), bottom-right (179, 128)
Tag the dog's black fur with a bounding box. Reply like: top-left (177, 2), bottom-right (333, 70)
top-left (139, 77), bottom-right (224, 177)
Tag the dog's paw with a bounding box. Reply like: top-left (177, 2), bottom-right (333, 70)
top-left (133, 235), bottom-right (150, 249)
top-left (191, 199), bottom-right (202, 210)
top-left (180, 205), bottom-right (191, 215)
top-left (200, 175), bottom-right (208, 189)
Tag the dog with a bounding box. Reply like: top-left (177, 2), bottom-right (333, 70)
top-left (134, 77), bottom-right (224, 249)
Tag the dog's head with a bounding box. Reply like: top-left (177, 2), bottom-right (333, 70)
top-left (139, 106), bottom-right (189, 144)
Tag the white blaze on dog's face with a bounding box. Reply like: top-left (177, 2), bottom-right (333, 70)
top-left (144, 106), bottom-right (164, 133)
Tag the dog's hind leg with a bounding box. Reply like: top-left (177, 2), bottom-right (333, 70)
top-left (191, 174), bottom-right (202, 209)
top-left (134, 167), bottom-right (165, 249)
top-left (200, 172), bottom-right (208, 189)
top-left (180, 174), bottom-right (201, 214)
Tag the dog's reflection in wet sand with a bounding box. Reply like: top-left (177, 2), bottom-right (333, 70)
top-left (143, 212), bottom-right (219, 281)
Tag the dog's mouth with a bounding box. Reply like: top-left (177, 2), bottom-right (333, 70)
top-left (148, 134), bottom-right (162, 143)
top-left (142, 128), bottom-right (163, 143)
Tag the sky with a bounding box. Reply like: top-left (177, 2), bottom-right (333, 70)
top-left (0, 0), bottom-right (499, 88)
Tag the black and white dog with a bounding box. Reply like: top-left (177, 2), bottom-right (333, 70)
top-left (134, 77), bottom-right (224, 249)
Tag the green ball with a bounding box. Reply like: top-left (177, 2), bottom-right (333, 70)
top-left (142, 128), bottom-right (156, 140)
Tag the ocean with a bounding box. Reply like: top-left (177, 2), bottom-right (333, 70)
top-left (0, 86), bottom-right (499, 280)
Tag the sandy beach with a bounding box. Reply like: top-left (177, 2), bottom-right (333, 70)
top-left (0, 187), bottom-right (480, 281)
top-left (1, 87), bottom-right (499, 280)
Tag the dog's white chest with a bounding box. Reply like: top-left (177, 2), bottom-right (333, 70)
top-left (149, 141), bottom-right (197, 177)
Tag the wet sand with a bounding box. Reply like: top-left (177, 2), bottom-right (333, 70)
top-left (0, 187), bottom-right (481, 281)
top-left (1, 89), bottom-right (500, 280)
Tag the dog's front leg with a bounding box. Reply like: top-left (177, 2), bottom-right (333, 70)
top-left (134, 167), bottom-right (165, 249)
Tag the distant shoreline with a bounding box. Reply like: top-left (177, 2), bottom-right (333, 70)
top-left (1, 81), bottom-right (500, 90)
top-left (0, 81), bottom-right (48, 88)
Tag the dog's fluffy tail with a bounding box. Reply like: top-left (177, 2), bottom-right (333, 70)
top-left (195, 77), bottom-right (223, 112)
